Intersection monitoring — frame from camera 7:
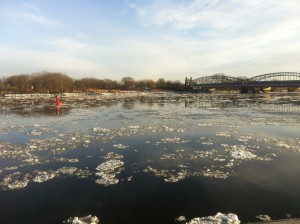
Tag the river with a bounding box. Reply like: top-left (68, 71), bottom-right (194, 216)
top-left (0, 92), bottom-right (299, 224)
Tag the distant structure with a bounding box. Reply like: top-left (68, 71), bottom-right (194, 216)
top-left (185, 72), bottom-right (300, 93)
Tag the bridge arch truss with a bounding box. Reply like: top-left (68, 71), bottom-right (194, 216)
top-left (191, 74), bottom-right (243, 88)
top-left (186, 72), bottom-right (300, 90)
top-left (250, 72), bottom-right (300, 82)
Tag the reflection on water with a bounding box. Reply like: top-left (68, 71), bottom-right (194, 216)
top-left (0, 93), bottom-right (300, 224)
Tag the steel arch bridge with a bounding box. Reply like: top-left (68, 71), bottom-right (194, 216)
top-left (247, 72), bottom-right (300, 87)
top-left (185, 72), bottom-right (300, 90)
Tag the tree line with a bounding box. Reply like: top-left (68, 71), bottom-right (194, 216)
top-left (0, 72), bottom-right (185, 94)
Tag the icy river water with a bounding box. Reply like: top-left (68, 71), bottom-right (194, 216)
top-left (0, 92), bottom-right (300, 224)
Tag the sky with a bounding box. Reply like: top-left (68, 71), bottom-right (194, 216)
top-left (1, 0), bottom-right (300, 81)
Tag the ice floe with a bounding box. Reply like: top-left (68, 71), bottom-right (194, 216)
top-left (102, 152), bottom-right (123, 159)
top-left (186, 212), bottom-right (240, 224)
top-left (0, 167), bottom-right (91, 190)
top-left (143, 166), bottom-right (189, 182)
top-left (255, 214), bottom-right (272, 221)
top-left (216, 131), bottom-right (232, 138)
top-left (63, 214), bottom-right (99, 224)
top-left (222, 144), bottom-right (257, 160)
top-left (0, 172), bottom-right (30, 190)
top-left (113, 144), bottom-right (129, 149)
top-left (32, 170), bottom-right (56, 183)
top-left (175, 215), bottom-right (187, 222)
top-left (95, 159), bottom-right (124, 186)
top-left (197, 123), bottom-right (212, 127)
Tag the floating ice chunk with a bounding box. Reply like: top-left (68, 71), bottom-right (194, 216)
top-left (8, 180), bottom-right (29, 190)
top-left (201, 141), bottom-right (213, 145)
top-left (175, 215), bottom-right (187, 222)
top-left (32, 171), bottom-right (56, 183)
top-left (160, 154), bottom-right (176, 160)
top-left (237, 135), bottom-right (252, 142)
top-left (216, 131), bottom-right (232, 137)
top-left (4, 166), bottom-right (18, 170)
top-left (198, 123), bottom-right (212, 127)
top-left (27, 130), bottom-right (42, 136)
top-left (229, 150), bottom-right (256, 160)
top-left (255, 214), bottom-right (272, 221)
top-left (69, 159), bottom-right (79, 163)
top-left (57, 167), bottom-right (91, 178)
top-left (202, 169), bottom-right (230, 179)
top-left (56, 157), bottom-right (79, 163)
top-left (164, 171), bottom-right (187, 183)
top-left (128, 125), bottom-right (140, 129)
top-left (224, 145), bottom-right (257, 160)
top-left (96, 159), bottom-right (124, 172)
top-left (187, 212), bottom-right (240, 224)
top-left (58, 167), bottom-right (78, 175)
top-left (93, 127), bottom-right (111, 133)
top-left (102, 152), bottom-right (123, 159)
top-left (95, 177), bottom-right (119, 185)
top-left (161, 137), bottom-right (189, 144)
top-left (95, 159), bottom-right (124, 186)
top-left (63, 214), bottom-right (99, 224)
top-left (144, 166), bottom-right (189, 183)
top-left (0, 172), bottom-right (31, 190)
top-left (163, 125), bottom-right (175, 132)
top-left (276, 141), bottom-right (293, 149)
top-left (113, 144), bottom-right (129, 149)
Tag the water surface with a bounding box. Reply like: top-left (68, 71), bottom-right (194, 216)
top-left (0, 93), bottom-right (300, 224)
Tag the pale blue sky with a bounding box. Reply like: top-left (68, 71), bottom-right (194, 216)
top-left (1, 0), bottom-right (300, 81)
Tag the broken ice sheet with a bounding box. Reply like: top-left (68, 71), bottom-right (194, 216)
top-left (197, 137), bottom-right (213, 145)
top-left (215, 131), bottom-right (232, 138)
top-left (175, 215), bottom-right (187, 222)
top-left (275, 138), bottom-right (300, 152)
top-left (201, 169), bottom-right (230, 179)
top-left (102, 152), bottom-right (123, 159)
top-left (0, 166), bottom-right (92, 191)
top-left (236, 135), bottom-right (253, 142)
top-left (32, 170), bottom-right (57, 183)
top-left (58, 166), bottom-right (91, 178)
top-left (143, 166), bottom-right (190, 183)
top-left (0, 172), bottom-right (30, 190)
top-left (222, 144), bottom-right (257, 160)
top-left (197, 123), bottom-right (212, 127)
top-left (95, 159), bottom-right (124, 186)
top-left (56, 157), bottom-right (79, 163)
top-left (186, 212), bottom-right (240, 224)
top-left (63, 214), bottom-right (99, 224)
top-left (0, 141), bottom-right (41, 165)
top-left (160, 137), bottom-right (190, 144)
top-left (255, 214), bottom-right (272, 221)
top-left (113, 144), bottom-right (129, 149)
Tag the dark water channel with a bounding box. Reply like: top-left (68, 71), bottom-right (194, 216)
top-left (0, 93), bottom-right (300, 224)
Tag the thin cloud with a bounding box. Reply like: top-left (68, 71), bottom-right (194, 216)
top-left (0, 45), bottom-right (109, 77)
top-left (41, 38), bottom-right (87, 50)
top-left (19, 12), bottom-right (58, 26)
top-left (1, 0), bottom-right (300, 79)
top-left (130, 0), bottom-right (300, 34)
top-left (21, 2), bottom-right (41, 12)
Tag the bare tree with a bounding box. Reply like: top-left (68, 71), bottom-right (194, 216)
top-left (121, 76), bottom-right (135, 90)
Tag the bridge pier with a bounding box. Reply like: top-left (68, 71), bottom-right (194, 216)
top-left (185, 77), bottom-right (193, 90)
